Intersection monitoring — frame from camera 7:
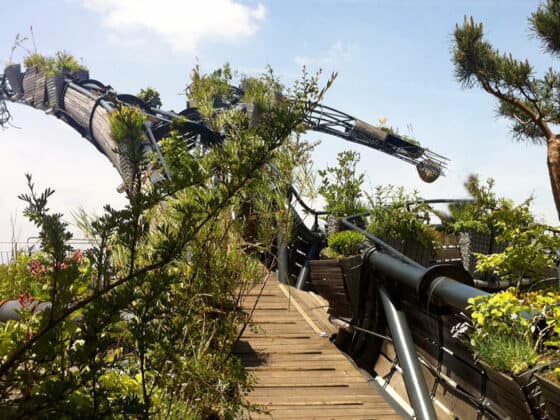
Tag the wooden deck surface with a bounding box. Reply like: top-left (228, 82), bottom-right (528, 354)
top-left (236, 278), bottom-right (400, 419)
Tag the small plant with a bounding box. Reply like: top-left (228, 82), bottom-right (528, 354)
top-left (467, 288), bottom-right (560, 375)
top-left (318, 150), bottom-right (366, 218)
top-left (376, 117), bottom-right (420, 145)
top-left (367, 185), bottom-right (440, 251)
top-left (448, 175), bottom-right (534, 235)
top-left (137, 87), bottom-right (162, 108)
top-left (322, 230), bottom-right (365, 259)
top-left (23, 51), bottom-right (87, 76)
top-left (476, 223), bottom-right (560, 287)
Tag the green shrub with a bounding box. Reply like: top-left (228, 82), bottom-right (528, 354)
top-left (467, 288), bottom-right (560, 375)
top-left (318, 151), bottom-right (366, 218)
top-left (547, 367), bottom-right (560, 384)
top-left (474, 334), bottom-right (539, 375)
top-left (137, 87), bottom-right (162, 108)
top-left (0, 252), bottom-right (49, 301)
top-left (23, 51), bottom-right (86, 76)
top-left (448, 175), bottom-right (534, 235)
top-left (476, 223), bottom-right (560, 287)
top-left (322, 230), bottom-right (365, 258)
top-left (367, 185), bottom-right (440, 251)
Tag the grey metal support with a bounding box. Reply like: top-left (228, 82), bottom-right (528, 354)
top-left (295, 241), bottom-right (320, 290)
top-left (379, 286), bottom-right (437, 420)
top-left (277, 233), bottom-right (290, 285)
top-left (366, 249), bottom-right (489, 312)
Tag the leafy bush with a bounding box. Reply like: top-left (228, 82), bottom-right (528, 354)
top-left (448, 175), bottom-right (534, 235)
top-left (449, 175), bottom-right (560, 286)
top-left (467, 288), bottom-right (560, 375)
top-left (23, 51), bottom-right (87, 76)
top-left (322, 230), bottom-right (365, 259)
top-left (367, 185), bottom-right (440, 251)
top-left (476, 223), bottom-right (560, 287)
top-left (137, 87), bottom-right (162, 108)
top-left (318, 151), bottom-right (366, 218)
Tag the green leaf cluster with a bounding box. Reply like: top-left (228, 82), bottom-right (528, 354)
top-left (467, 288), bottom-right (560, 375)
top-left (318, 150), bottom-right (366, 218)
top-left (322, 230), bottom-right (365, 259)
top-left (24, 51), bottom-right (87, 77)
top-left (449, 175), bottom-right (534, 235)
top-left (137, 87), bottom-right (162, 109)
top-left (367, 185), bottom-right (440, 251)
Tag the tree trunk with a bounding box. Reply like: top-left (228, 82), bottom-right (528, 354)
top-left (547, 135), bottom-right (560, 221)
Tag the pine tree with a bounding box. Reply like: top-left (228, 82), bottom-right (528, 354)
top-left (453, 1), bottom-right (560, 220)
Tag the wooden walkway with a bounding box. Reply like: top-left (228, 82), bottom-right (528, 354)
top-left (236, 278), bottom-right (400, 419)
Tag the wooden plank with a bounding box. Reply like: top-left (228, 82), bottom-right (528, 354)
top-left (239, 278), bottom-right (397, 418)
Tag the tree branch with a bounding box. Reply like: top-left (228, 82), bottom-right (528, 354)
top-left (479, 75), bottom-right (554, 139)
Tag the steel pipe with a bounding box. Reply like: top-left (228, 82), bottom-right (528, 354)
top-left (379, 286), bottom-right (437, 420)
top-left (367, 249), bottom-right (488, 311)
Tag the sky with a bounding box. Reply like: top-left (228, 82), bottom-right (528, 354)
top-left (0, 0), bottom-right (556, 245)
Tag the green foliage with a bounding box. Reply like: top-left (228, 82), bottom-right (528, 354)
top-left (322, 230), bottom-right (365, 259)
top-left (0, 64), bottom-right (331, 418)
top-left (187, 64), bottom-right (234, 121)
top-left (476, 223), bottom-right (560, 287)
top-left (473, 334), bottom-right (539, 375)
top-left (449, 175), bottom-right (534, 235)
top-left (137, 87), bottom-right (162, 108)
top-left (318, 151), bottom-right (366, 218)
top-left (547, 367), bottom-right (560, 384)
top-left (449, 175), bottom-right (560, 286)
top-left (467, 288), bottom-right (560, 375)
top-left (23, 51), bottom-right (87, 77)
top-left (377, 118), bottom-right (420, 146)
top-left (367, 185), bottom-right (440, 250)
top-left (0, 253), bottom-right (49, 301)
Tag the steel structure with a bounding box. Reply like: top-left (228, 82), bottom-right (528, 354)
top-left (0, 63), bottom-right (448, 184)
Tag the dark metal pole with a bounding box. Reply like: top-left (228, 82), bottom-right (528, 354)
top-left (295, 241), bottom-right (320, 290)
top-left (277, 233), bottom-right (290, 285)
top-left (367, 250), bottom-right (488, 311)
top-left (379, 286), bottom-right (437, 420)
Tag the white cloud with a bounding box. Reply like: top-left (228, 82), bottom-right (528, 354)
top-left (77, 0), bottom-right (265, 52)
top-left (294, 41), bottom-right (357, 68)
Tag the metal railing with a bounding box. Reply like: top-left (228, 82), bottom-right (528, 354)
top-left (341, 213), bottom-right (490, 420)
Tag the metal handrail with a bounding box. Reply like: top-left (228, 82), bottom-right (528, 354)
top-left (340, 211), bottom-right (493, 420)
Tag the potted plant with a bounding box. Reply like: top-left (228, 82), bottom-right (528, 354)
top-left (310, 230), bottom-right (365, 319)
top-left (366, 185), bottom-right (441, 266)
top-left (317, 150), bottom-right (367, 234)
top-left (465, 288), bottom-right (560, 417)
top-left (447, 175), bottom-right (540, 287)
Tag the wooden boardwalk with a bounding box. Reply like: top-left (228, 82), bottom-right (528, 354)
top-left (236, 278), bottom-right (400, 419)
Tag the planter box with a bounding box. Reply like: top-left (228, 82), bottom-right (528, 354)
top-left (459, 229), bottom-right (506, 287)
top-left (399, 293), bottom-right (548, 419)
top-left (70, 69), bottom-right (89, 82)
top-left (46, 74), bottom-right (65, 109)
top-left (4, 64), bottom-right (23, 97)
top-left (380, 236), bottom-right (435, 267)
top-left (536, 373), bottom-right (560, 420)
top-left (309, 254), bottom-right (362, 319)
top-left (22, 67), bottom-right (44, 105)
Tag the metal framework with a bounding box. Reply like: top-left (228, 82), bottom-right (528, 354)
top-left (0, 66), bottom-right (448, 184)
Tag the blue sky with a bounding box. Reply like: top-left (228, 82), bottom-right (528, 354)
top-left (0, 0), bottom-right (555, 243)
